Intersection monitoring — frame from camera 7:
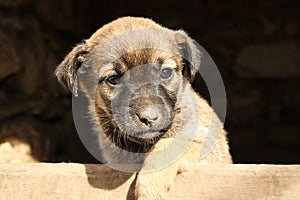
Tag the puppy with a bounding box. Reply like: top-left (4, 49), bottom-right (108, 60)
top-left (55, 16), bottom-right (232, 200)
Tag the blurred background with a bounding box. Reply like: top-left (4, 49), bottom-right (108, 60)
top-left (0, 0), bottom-right (299, 164)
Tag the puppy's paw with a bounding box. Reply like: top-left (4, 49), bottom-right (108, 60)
top-left (133, 163), bottom-right (179, 200)
top-left (134, 174), bottom-right (171, 200)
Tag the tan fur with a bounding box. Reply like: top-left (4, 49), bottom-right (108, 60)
top-left (133, 87), bottom-right (232, 200)
top-left (55, 16), bottom-right (232, 200)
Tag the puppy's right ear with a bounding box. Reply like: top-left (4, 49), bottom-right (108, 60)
top-left (175, 30), bottom-right (202, 82)
top-left (55, 40), bottom-right (89, 96)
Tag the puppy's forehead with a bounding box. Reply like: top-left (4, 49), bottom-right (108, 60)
top-left (98, 49), bottom-right (178, 77)
top-left (86, 28), bottom-right (180, 67)
top-left (117, 49), bottom-right (175, 69)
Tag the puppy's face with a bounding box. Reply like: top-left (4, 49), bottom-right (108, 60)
top-left (55, 17), bottom-right (202, 151)
top-left (95, 50), bottom-right (183, 145)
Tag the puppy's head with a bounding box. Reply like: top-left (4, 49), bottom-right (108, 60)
top-left (55, 17), bottom-right (202, 150)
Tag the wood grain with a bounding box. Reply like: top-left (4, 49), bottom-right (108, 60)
top-left (0, 163), bottom-right (299, 200)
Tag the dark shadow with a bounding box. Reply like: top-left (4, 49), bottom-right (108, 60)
top-left (84, 164), bottom-right (134, 190)
top-left (126, 175), bottom-right (137, 200)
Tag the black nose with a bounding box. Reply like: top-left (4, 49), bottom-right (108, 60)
top-left (136, 106), bottom-right (160, 127)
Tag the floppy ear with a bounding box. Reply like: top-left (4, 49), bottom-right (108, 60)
top-left (175, 30), bottom-right (202, 81)
top-left (55, 40), bottom-right (89, 96)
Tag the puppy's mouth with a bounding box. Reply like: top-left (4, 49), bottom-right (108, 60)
top-left (127, 129), bottom-right (167, 144)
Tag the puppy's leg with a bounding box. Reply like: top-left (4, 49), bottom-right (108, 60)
top-left (134, 163), bottom-right (178, 200)
top-left (134, 138), bottom-right (182, 200)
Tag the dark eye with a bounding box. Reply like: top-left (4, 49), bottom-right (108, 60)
top-left (106, 75), bottom-right (120, 86)
top-left (161, 68), bottom-right (173, 79)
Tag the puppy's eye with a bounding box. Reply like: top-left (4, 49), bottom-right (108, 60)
top-left (161, 68), bottom-right (173, 79)
top-left (106, 75), bottom-right (120, 86)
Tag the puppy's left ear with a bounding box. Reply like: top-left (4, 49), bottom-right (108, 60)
top-left (175, 30), bottom-right (202, 81)
top-left (55, 40), bottom-right (89, 96)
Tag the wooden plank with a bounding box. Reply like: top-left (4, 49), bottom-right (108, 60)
top-left (0, 163), bottom-right (135, 200)
top-left (169, 164), bottom-right (300, 200)
top-left (0, 163), bottom-right (299, 200)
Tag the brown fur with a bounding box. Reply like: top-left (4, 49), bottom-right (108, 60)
top-left (55, 16), bottom-right (232, 200)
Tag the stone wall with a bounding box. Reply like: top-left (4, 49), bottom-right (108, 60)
top-left (0, 0), bottom-right (299, 163)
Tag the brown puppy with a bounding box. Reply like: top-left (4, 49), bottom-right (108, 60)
top-left (56, 16), bottom-right (232, 200)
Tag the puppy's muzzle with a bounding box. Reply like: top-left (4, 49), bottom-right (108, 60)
top-left (128, 94), bottom-right (172, 142)
top-left (135, 105), bottom-right (161, 128)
